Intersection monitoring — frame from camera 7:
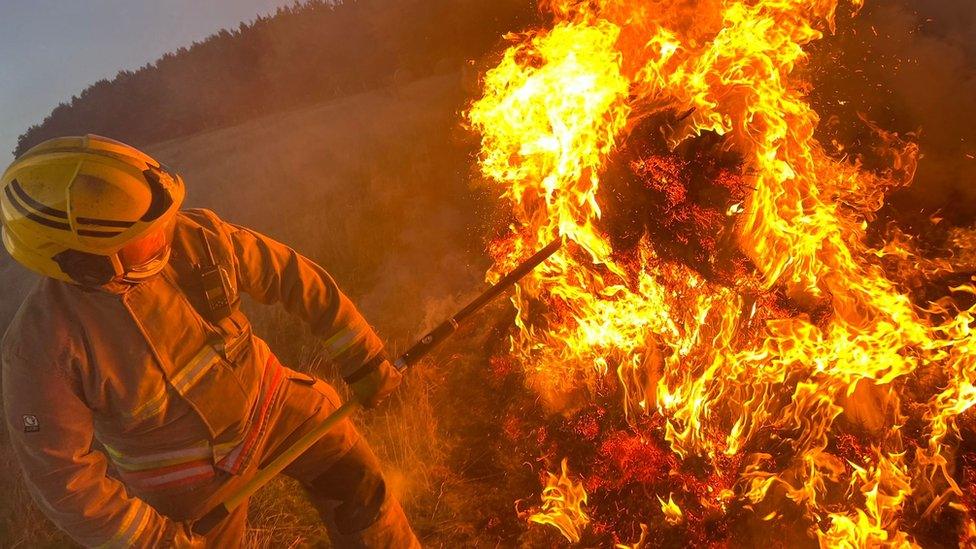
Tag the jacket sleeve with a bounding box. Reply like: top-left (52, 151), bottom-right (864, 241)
top-left (2, 347), bottom-right (187, 548)
top-left (219, 217), bottom-right (387, 378)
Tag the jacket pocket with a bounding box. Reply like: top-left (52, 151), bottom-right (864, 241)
top-left (287, 371), bottom-right (317, 385)
top-left (171, 345), bottom-right (256, 447)
top-left (285, 370), bottom-right (343, 409)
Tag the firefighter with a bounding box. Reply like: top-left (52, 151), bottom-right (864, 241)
top-left (0, 135), bottom-right (420, 547)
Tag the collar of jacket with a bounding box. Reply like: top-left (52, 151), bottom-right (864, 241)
top-left (66, 273), bottom-right (161, 295)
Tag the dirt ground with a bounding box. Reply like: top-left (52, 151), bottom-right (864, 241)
top-left (0, 73), bottom-right (567, 547)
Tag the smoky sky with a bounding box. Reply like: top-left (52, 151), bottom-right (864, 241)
top-left (811, 0), bottom-right (976, 226)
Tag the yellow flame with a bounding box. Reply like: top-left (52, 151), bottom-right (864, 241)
top-left (529, 458), bottom-right (591, 543)
top-left (818, 449), bottom-right (914, 548)
top-left (469, 0), bottom-right (976, 545)
top-left (615, 523), bottom-right (649, 549)
top-left (963, 514), bottom-right (976, 547)
top-left (659, 493), bottom-right (684, 526)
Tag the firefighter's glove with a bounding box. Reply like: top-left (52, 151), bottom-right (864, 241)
top-left (344, 356), bottom-right (402, 408)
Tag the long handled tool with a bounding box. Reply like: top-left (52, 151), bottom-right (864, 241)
top-left (193, 239), bottom-right (562, 535)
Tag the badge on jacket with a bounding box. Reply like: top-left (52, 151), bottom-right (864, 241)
top-left (22, 414), bottom-right (39, 433)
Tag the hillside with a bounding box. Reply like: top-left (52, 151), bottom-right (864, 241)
top-left (1, 73), bottom-right (489, 343)
top-left (15, 0), bottom-right (539, 156)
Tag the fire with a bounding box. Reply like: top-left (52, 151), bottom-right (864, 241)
top-left (818, 449), bottom-right (914, 547)
top-left (659, 493), bottom-right (684, 526)
top-left (964, 513), bottom-right (976, 546)
top-left (615, 523), bottom-right (649, 549)
top-left (528, 458), bottom-right (591, 543)
top-left (467, 0), bottom-right (976, 546)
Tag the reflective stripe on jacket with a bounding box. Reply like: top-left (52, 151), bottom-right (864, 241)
top-left (1, 208), bottom-right (385, 547)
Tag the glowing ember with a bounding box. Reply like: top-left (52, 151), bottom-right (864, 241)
top-left (529, 458), bottom-right (591, 543)
top-left (964, 515), bottom-right (976, 546)
top-left (467, 0), bottom-right (976, 546)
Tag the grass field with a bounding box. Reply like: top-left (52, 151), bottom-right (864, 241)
top-left (0, 73), bottom-right (567, 547)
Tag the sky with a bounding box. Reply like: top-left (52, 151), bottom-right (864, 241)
top-left (0, 0), bottom-right (295, 160)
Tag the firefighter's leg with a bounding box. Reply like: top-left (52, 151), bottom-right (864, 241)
top-left (292, 437), bottom-right (418, 548)
top-left (152, 484), bottom-right (249, 547)
top-left (261, 368), bottom-right (418, 547)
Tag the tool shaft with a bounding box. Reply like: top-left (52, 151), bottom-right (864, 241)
top-left (394, 239), bottom-right (561, 370)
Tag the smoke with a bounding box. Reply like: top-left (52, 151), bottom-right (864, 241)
top-left (811, 0), bottom-right (976, 225)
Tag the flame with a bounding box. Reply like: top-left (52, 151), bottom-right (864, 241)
top-left (963, 513), bottom-right (976, 546)
top-left (615, 523), bottom-right (649, 549)
top-left (529, 458), bottom-right (591, 543)
top-left (468, 0), bottom-right (976, 545)
top-left (659, 493), bottom-right (684, 526)
top-left (818, 449), bottom-right (914, 548)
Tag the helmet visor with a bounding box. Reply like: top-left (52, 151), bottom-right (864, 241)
top-left (118, 216), bottom-right (176, 279)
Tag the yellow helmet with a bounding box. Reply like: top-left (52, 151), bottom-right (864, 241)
top-left (1, 134), bottom-right (185, 286)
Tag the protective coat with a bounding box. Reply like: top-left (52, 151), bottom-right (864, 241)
top-left (2, 209), bottom-right (389, 546)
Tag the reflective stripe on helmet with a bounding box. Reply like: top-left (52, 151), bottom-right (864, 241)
top-left (6, 179), bottom-right (132, 237)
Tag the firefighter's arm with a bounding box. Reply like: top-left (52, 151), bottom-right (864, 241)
top-left (221, 217), bottom-right (400, 405)
top-left (1, 348), bottom-right (201, 548)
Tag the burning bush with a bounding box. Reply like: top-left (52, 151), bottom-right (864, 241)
top-left (466, 0), bottom-right (976, 546)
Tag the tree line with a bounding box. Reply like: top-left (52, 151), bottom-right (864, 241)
top-left (15, 0), bottom-right (540, 156)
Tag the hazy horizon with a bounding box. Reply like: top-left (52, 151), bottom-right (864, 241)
top-left (0, 0), bottom-right (295, 161)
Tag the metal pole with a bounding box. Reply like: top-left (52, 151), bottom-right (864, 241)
top-left (393, 238), bottom-right (562, 371)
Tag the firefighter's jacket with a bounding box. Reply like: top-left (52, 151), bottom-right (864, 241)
top-left (1, 209), bottom-right (385, 547)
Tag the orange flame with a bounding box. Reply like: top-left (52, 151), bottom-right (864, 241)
top-left (468, 0), bottom-right (976, 545)
top-left (615, 523), bottom-right (649, 549)
top-left (529, 458), bottom-right (591, 543)
top-left (963, 513), bottom-right (976, 546)
top-left (659, 493), bottom-right (684, 526)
